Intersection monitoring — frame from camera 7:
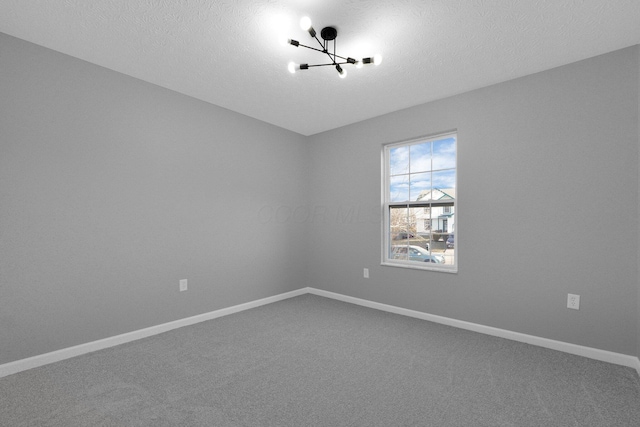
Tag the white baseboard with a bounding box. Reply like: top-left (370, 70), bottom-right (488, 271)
top-left (0, 288), bottom-right (307, 379)
top-left (306, 288), bottom-right (640, 375)
top-left (2, 286), bottom-right (639, 379)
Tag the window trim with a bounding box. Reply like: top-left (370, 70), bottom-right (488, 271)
top-left (381, 132), bottom-right (458, 273)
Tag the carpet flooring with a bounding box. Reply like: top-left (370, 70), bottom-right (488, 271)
top-left (1, 294), bottom-right (640, 426)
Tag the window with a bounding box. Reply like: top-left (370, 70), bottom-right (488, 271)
top-left (383, 132), bottom-right (457, 272)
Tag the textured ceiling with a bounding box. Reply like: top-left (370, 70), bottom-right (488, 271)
top-left (1, 0), bottom-right (639, 136)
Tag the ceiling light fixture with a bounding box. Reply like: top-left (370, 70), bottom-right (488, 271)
top-left (287, 16), bottom-right (381, 78)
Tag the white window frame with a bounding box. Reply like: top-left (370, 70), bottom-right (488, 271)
top-left (382, 132), bottom-right (458, 273)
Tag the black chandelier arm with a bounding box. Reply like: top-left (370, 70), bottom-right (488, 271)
top-left (294, 43), bottom-right (354, 63)
top-left (302, 62), bottom-right (352, 69)
top-left (295, 42), bottom-right (327, 55)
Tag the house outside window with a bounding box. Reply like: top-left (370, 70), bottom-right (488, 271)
top-left (383, 132), bottom-right (457, 272)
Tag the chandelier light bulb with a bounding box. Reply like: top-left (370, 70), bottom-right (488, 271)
top-left (288, 61), bottom-right (297, 74)
top-left (300, 16), bottom-right (312, 31)
top-left (339, 69), bottom-right (347, 78)
top-left (355, 60), bottom-right (363, 69)
top-left (374, 54), bottom-right (383, 65)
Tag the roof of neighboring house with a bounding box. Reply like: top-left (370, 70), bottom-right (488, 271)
top-left (417, 188), bottom-right (456, 201)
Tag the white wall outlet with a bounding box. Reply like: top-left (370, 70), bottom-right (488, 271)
top-left (363, 268), bottom-right (369, 279)
top-left (567, 293), bottom-right (580, 310)
top-left (179, 279), bottom-right (188, 292)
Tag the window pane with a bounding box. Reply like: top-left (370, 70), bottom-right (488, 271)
top-left (414, 206), bottom-right (430, 234)
top-left (409, 172), bottom-right (431, 201)
top-left (389, 206), bottom-right (431, 260)
top-left (432, 170), bottom-right (456, 193)
top-left (390, 175), bottom-right (410, 202)
top-left (389, 146), bottom-right (409, 176)
top-left (409, 142), bottom-right (431, 173)
top-left (389, 206), bottom-right (411, 259)
top-left (389, 206), bottom-right (413, 240)
top-left (442, 250), bottom-right (454, 266)
top-left (433, 137), bottom-right (456, 170)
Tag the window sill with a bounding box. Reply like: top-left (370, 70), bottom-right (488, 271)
top-left (381, 261), bottom-right (458, 274)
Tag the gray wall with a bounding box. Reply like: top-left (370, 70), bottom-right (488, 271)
top-left (307, 46), bottom-right (640, 356)
top-left (0, 33), bottom-right (308, 364)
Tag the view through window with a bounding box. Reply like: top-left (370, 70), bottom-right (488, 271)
top-left (383, 132), bottom-right (457, 272)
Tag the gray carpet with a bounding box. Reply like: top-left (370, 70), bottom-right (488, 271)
top-left (1, 294), bottom-right (640, 426)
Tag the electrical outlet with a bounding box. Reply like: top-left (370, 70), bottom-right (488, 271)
top-left (179, 279), bottom-right (188, 292)
top-left (363, 268), bottom-right (369, 279)
top-left (567, 294), bottom-right (580, 310)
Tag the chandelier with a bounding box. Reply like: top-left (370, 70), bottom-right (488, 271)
top-left (287, 17), bottom-right (382, 78)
